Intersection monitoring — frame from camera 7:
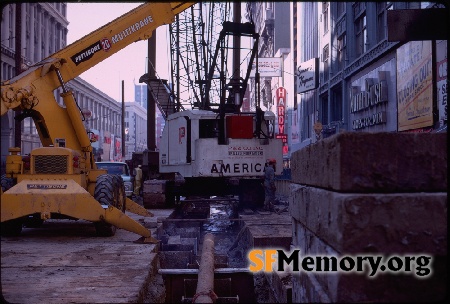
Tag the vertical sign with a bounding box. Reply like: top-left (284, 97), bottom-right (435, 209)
top-left (436, 58), bottom-right (447, 124)
top-left (275, 87), bottom-right (288, 155)
top-left (110, 134), bottom-right (115, 161)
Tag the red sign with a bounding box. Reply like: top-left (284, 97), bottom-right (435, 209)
top-left (276, 87), bottom-right (286, 134)
top-left (276, 87), bottom-right (288, 155)
top-left (276, 134), bottom-right (287, 143)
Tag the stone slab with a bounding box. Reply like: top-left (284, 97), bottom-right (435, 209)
top-left (243, 213), bottom-right (292, 251)
top-left (290, 218), bottom-right (447, 303)
top-left (290, 132), bottom-right (447, 192)
top-left (289, 184), bottom-right (447, 254)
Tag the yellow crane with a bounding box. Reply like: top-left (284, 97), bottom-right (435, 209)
top-left (0, 2), bottom-right (194, 241)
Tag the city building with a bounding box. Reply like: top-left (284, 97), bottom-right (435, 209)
top-left (245, 2), bottom-right (447, 167)
top-left (0, 3), bottom-right (132, 168)
top-left (244, 2), bottom-right (293, 165)
top-left (292, 1), bottom-right (447, 157)
top-left (124, 101), bottom-right (147, 160)
top-left (134, 82), bottom-right (165, 149)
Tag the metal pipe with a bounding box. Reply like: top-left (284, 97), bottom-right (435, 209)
top-left (193, 233), bottom-right (217, 303)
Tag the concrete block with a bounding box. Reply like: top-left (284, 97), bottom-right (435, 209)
top-left (291, 219), bottom-right (339, 301)
top-left (290, 132), bottom-right (447, 192)
top-left (143, 179), bottom-right (166, 192)
top-left (143, 193), bottom-right (166, 209)
top-left (265, 267), bottom-right (293, 303)
top-left (289, 185), bottom-right (447, 255)
top-left (291, 218), bottom-right (447, 303)
top-left (159, 251), bottom-right (193, 269)
top-left (292, 272), bottom-right (330, 303)
top-left (246, 223), bottom-right (292, 251)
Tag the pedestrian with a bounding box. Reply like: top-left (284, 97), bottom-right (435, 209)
top-left (133, 165), bottom-right (143, 196)
top-left (263, 159), bottom-right (276, 212)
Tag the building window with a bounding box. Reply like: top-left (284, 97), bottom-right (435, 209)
top-left (355, 13), bottom-right (367, 57)
top-left (377, 2), bottom-right (393, 42)
top-left (337, 33), bottom-right (346, 70)
top-left (320, 95), bottom-right (328, 125)
top-left (323, 44), bottom-right (329, 82)
top-left (41, 16), bottom-right (45, 57)
top-left (9, 7), bottom-right (13, 48)
top-left (336, 1), bottom-right (345, 17)
top-left (322, 2), bottom-right (329, 33)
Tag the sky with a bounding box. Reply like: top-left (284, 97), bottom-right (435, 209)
top-left (66, 2), bottom-right (172, 102)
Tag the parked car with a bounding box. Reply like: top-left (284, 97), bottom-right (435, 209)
top-left (95, 162), bottom-right (134, 198)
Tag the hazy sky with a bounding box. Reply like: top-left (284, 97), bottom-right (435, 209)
top-left (66, 2), bottom-right (172, 102)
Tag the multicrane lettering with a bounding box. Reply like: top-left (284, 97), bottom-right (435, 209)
top-left (110, 15), bottom-right (154, 44)
top-left (211, 162), bottom-right (263, 174)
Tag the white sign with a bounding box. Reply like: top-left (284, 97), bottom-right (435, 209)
top-left (81, 108), bottom-right (92, 119)
top-left (110, 134), bottom-right (115, 161)
top-left (249, 57), bottom-right (282, 77)
top-left (296, 58), bottom-right (319, 93)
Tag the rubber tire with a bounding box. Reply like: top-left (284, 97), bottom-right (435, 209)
top-left (111, 175), bottom-right (126, 213)
top-left (23, 214), bottom-right (44, 228)
top-left (1, 175), bottom-right (23, 236)
top-left (94, 174), bottom-right (118, 237)
top-left (1, 174), bottom-right (14, 193)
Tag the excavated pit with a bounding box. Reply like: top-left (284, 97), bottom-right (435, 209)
top-left (155, 197), bottom-right (258, 303)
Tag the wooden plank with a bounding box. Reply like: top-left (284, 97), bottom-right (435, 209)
top-left (1, 212), bottom-right (162, 303)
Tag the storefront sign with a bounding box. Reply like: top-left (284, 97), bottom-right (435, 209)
top-left (397, 41), bottom-right (433, 131)
top-left (296, 58), bottom-right (319, 93)
top-left (350, 73), bottom-right (389, 130)
top-left (249, 57), bottom-right (282, 77)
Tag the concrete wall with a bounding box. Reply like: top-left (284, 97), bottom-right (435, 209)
top-left (289, 132), bottom-right (447, 302)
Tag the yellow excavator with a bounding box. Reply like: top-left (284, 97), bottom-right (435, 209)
top-left (0, 2), bottom-right (194, 241)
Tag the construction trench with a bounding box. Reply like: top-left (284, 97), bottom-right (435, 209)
top-left (0, 194), bottom-right (292, 304)
top-left (148, 197), bottom-right (293, 303)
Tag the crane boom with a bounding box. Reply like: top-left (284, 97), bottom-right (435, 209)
top-left (1, 2), bottom-right (194, 115)
top-left (1, 2), bottom-right (194, 153)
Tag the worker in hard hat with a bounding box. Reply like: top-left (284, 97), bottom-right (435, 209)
top-left (133, 165), bottom-right (143, 197)
top-left (263, 159), bottom-right (277, 212)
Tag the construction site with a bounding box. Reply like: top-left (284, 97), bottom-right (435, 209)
top-left (1, 2), bottom-right (447, 303)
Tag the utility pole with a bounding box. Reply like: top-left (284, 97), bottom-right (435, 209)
top-left (121, 80), bottom-right (125, 159)
top-left (14, 3), bottom-right (22, 148)
top-left (232, 2), bottom-right (241, 81)
top-left (147, 30), bottom-right (157, 151)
